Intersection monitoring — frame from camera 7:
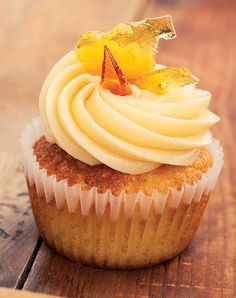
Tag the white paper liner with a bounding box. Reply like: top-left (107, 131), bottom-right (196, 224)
top-left (20, 118), bottom-right (224, 221)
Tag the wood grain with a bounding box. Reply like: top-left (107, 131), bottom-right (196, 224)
top-left (1, 0), bottom-right (236, 297)
top-left (0, 153), bottom-right (39, 288)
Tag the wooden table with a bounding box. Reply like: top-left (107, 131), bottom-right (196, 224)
top-left (0, 0), bottom-right (236, 297)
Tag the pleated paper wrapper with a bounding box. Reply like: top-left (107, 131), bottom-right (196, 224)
top-left (20, 118), bottom-right (223, 219)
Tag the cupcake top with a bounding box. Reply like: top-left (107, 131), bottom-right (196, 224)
top-left (39, 16), bottom-right (219, 174)
top-left (34, 136), bottom-right (212, 195)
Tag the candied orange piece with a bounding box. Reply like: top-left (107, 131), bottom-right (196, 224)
top-left (100, 46), bottom-right (132, 96)
top-left (132, 67), bottom-right (199, 95)
top-left (74, 15), bottom-right (176, 79)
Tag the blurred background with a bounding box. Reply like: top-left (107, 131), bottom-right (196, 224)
top-left (0, 1), bottom-right (236, 295)
top-left (0, 0), bottom-right (235, 153)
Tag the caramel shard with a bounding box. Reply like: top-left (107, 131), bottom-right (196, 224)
top-left (74, 16), bottom-right (176, 78)
top-left (106, 15), bottom-right (176, 46)
top-left (133, 67), bottom-right (199, 95)
top-left (101, 46), bottom-right (132, 96)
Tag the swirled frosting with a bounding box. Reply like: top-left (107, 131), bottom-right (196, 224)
top-left (39, 51), bottom-right (219, 174)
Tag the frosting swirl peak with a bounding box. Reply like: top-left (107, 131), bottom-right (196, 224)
top-left (39, 51), bottom-right (219, 174)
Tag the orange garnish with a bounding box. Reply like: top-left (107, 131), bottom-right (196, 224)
top-left (101, 46), bottom-right (132, 96)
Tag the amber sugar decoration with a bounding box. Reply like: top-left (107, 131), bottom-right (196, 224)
top-left (74, 15), bottom-right (176, 79)
top-left (132, 67), bottom-right (199, 95)
top-left (74, 16), bottom-right (198, 96)
top-left (101, 46), bottom-right (132, 96)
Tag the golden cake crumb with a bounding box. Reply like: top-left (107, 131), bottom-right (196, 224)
top-left (33, 136), bottom-right (213, 195)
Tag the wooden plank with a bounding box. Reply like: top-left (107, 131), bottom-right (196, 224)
top-left (0, 153), bottom-right (39, 288)
top-left (0, 0), bottom-right (147, 291)
top-left (22, 0), bottom-right (236, 296)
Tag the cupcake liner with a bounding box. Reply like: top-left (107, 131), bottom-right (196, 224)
top-left (20, 118), bottom-right (223, 221)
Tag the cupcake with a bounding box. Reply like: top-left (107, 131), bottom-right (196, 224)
top-left (20, 16), bottom-right (223, 269)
